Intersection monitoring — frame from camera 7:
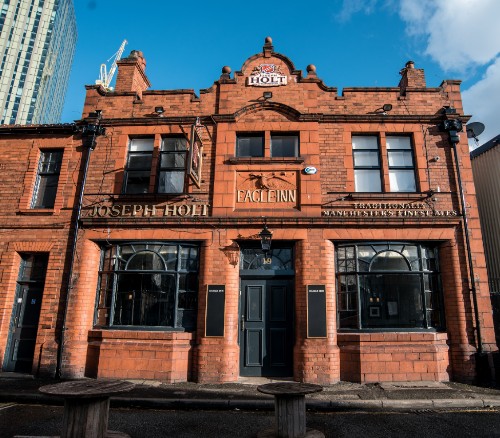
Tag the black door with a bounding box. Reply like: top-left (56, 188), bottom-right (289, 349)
top-left (4, 254), bottom-right (48, 373)
top-left (240, 278), bottom-right (293, 377)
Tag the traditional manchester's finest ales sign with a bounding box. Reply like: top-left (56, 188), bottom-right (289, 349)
top-left (247, 64), bottom-right (287, 87)
top-left (236, 171), bottom-right (297, 208)
top-left (322, 202), bottom-right (458, 217)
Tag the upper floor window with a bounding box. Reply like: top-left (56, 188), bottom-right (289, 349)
top-left (271, 134), bottom-right (299, 157)
top-left (386, 136), bottom-right (416, 192)
top-left (352, 136), bottom-right (381, 192)
top-left (123, 136), bottom-right (187, 195)
top-left (352, 135), bottom-right (417, 193)
top-left (31, 150), bottom-right (63, 208)
top-left (236, 134), bottom-right (264, 157)
top-left (123, 138), bottom-right (154, 194)
top-left (158, 137), bottom-right (187, 193)
top-left (235, 132), bottom-right (299, 158)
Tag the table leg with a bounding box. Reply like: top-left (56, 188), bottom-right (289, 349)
top-left (61, 397), bottom-right (109, 438)
top-left (274, 395), bottom-right (306, 438)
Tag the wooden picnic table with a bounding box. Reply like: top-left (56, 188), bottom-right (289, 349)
top-left (257, 382), bottom-right (324, 438)
top-left (39, 379), bottom-right (135, 438)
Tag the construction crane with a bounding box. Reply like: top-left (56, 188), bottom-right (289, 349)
top-left (95, 39), bottom-right (127, 91)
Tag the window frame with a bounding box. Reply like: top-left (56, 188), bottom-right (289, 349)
top-left (235, 132), bottom-right (300, 158)
top-left (236, 133), bottom-right (265, 157)
top-left (31, 149), bottom-right (63, 209)
top-left (157, 136), bottom-right (188, 194)
top-left (386, 135), bottom-right (417, 193)
top-left (122, 136), bottom-right (189, 195)
top-left (94, 242), bottom-right (199, 331)
top-left (270, 133), bottom-right (299, 158)
top-left (352, 135), bottom-right (382, 193)
top-left (335, 242), bottom-right (444, 332)
top-left (122, 137), bottom-right (155, 195)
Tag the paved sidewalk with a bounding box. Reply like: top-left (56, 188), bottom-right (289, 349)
top-left (1, 373), bottom-right (500, 411)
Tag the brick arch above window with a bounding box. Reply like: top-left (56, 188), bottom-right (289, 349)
top-left (234, 102), bottom-right (301, 122)
top-left (12, 241), bottom-right (55, 252)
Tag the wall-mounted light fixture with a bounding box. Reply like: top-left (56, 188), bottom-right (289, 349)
top-left (372, 104), bottom-right (393, 115)
top-left (263, 91), bottom-right (273, 100)
top-left (259, 223), bottom-right (273, 261)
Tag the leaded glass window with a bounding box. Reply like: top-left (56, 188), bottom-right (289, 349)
top-left (95, 243), bottom-right (199, 330)
top-left (336, 243), bottom-right (443, 330)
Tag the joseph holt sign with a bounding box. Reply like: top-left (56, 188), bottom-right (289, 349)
top-left (247, 64), bottom-right (287, 86)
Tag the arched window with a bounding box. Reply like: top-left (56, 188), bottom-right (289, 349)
top-left (95, 243), bottom-right (199, 330)
top-left (336, 243), bottom-right (443, 330)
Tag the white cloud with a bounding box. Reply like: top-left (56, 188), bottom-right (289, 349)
top-left (336, 0), bottom-right (500, 144)
top-left (398, 0), bottom-right (500, 145)
top-left (336, 0), bottom-right (381, 22)
top-left (399, 0), bottom-right (500, 71)
top-left (463, 57), bottom-right (500, 146)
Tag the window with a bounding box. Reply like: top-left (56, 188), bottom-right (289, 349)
top-left (158, 137), bottom-right (187, 193)
top-left (31, 150), bottom-right (63, 208)
top-left (95, 243), bottom-right (199, 330)
top-left (271, 134), bottom-right (299, 157)
top-left (336, 243), bottom-right (443, 330)
top-left (123, 136), bottom-right (188, 194)
top-left (386, 136), bottom-right (416, 192)
top-left (123, 138), bottom-right (154, 194)
top-left (236, 134), bottom-right (264, 157)
top-left (352, 136), bottom-right (381, 192)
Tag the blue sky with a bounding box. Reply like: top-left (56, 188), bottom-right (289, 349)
top-left (63, 1), bottom-right (500, 146)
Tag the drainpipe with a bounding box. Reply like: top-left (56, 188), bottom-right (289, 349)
top-left (55, 111), bottom-right (105, 378)
top-left (440, 112), bottom-right (489, 382)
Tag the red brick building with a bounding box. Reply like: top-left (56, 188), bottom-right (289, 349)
top-left (0, 38), bottom-right (496, 384)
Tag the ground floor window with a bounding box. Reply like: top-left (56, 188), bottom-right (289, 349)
top-left (336, 242), bottom-right (444, 330)
top-left (95, 242), bottom-right (199, 330)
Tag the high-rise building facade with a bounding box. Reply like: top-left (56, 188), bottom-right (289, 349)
top-left (0, 0), bottom-right (76, 125)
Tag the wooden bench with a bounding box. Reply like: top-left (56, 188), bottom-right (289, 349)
top-left (37, 379), bottom-right (135, 438)
top-left (257, 382), bottom-right (324, 438)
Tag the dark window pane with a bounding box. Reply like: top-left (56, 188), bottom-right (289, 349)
top-left (113, 273), bottom-right (176, 326)
top-left (124, 171), bottom-right (150, 194)
top-left (31, 150), bottom-right (63, 208)
top-left (127, 251), bottom-right (164, 270)
top-left (128, 154), bottom-right (153, 169)
top-left (162, 137), bottom-right (187, 151)
top-left (236, 135), bottom-right (264, 157)
top-left (161, 153), bottom-right (185, 168)
top-left (271, 135), bottom-right (298, 157)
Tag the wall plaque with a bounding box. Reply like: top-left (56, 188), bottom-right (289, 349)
top-left (307, 284), bottom-right (327, 338)
top-left (205, 285), bottom-right (225, 337)
top-left (236, 171), bottom-right (298, 209)
top-left (247, 64), bottom-right (287, 87)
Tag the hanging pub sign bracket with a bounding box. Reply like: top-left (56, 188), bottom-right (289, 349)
top-left (188, 119), bottom-right (203, 188)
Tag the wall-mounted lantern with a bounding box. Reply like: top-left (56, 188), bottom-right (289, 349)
top-left (259, 224), bottom-right (273, 263)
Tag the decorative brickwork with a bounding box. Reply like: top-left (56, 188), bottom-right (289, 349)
top-left (0, 38), bottom-right (496, 384)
